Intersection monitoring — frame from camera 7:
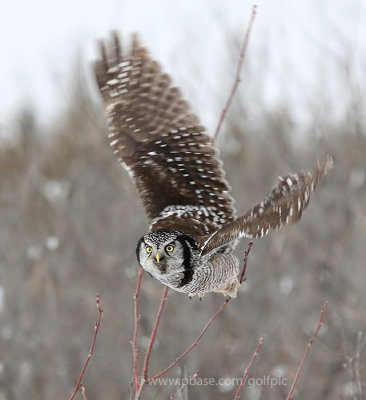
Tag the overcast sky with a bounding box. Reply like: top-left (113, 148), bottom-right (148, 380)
top-left (1, 0), bottom-right (365, 134)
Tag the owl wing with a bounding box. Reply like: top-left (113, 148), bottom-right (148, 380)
top-left (95, 32), bottom-right (235, 237)
top-left (201, 155), bottom-right (333, 256)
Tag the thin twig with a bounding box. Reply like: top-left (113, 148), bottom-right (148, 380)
top-left (213, 5), bottom-right (258, 142)
top-left (131, 268), bottom-right (144, 391)
top-left (149, 243), bottom-right (253, 382)
top-left (135, 381), bottom-right (144, 400)
top-left (69, 294), bottom-right (104, 400)
top-left (129, 381), bottom-right (134, 400)
top-left (80, 384), bottom-right (87, 400)
top-left (135, 285), bottom-right (169, 400)
top-left (170, 369), bottom-right (200, 400)
top-left (149, 297), bottom-right (231, 382)
top-left (233, 335), bottom-right (265, 400)
top-left (285, 301), bottom-right (328, 400)
top-left (239, 241), bottom-right (253, 284)
top-left (142, 286), bottom-right (169, 379)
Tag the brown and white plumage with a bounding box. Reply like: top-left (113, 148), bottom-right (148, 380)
top-left (95, 32), bottom-right (333, 298)
top-left (95, 33), bottom-right (235, 240)
top-left (201, 155), bottom-right (333, 256)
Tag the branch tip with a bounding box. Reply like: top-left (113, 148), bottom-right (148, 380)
top-left (68, 294), bottom-right (103, 400)
top-left (213, 4), bottom-right (258, 142)
top-left (285, 301), bottom-right (329, 400)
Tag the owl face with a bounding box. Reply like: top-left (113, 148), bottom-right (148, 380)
top-left (136, 230), bottom-right (199, 278)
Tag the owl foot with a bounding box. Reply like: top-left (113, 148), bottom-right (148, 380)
top-left (214, 279), bottom-right (240, 298)
top-left (187, 293), bottom-right (205, 300)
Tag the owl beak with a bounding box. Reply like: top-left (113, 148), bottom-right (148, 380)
top-left (155, 252), bottom-right (161, 263)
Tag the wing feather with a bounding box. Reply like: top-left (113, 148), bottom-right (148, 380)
top-left (95, 32), bottom-right (235, 238)
top-left (201, 155), bottom-right (333, 256)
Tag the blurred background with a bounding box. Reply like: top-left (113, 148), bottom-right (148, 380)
top-left (1, 1), bottom-right (365, 399)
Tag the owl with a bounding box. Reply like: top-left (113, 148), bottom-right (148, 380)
top-left (94, 32), bottom-right (333, 298)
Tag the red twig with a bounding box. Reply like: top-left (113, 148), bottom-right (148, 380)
top-left (233, 335), bottom-right (265, 400)
top-left (149, 296), bottom-right (231, 382)
top-left (213, 5), bottom-right (258, 142)
top-left (129, 381), bottom-right (134, 400)
top-left (285, 301), bottom-right (328, 400)
top-left (239, 241), bottom-right (253, 284)
top-left (142, 286), bottom-right (169, 380)
top-left (68, 294), bottom-right (103, 400)
top-left (132, 268), bottom-right (144, 391)
top-left (80, 384), bottom-right (87, 400)
top-left (170, 369), bottom-right (200, 400)
top-left (133, 280), bottom-right (169, 399)
top-left (149, 242), bottom-right (253, 382)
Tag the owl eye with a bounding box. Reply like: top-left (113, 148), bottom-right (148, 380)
top-left (165, 244), bottom-right (174, 253)
top-left (146, 246), bottom-right (153, 253)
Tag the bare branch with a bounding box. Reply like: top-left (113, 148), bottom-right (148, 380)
top-left (131, 269), bottom-right (144, 391)
top-left (233, 334), bottom-right (265, 400)
top-left (142, 286), bottom-right (169, 381)
top-left (285, 301), bottom-right (328, 400)
top-left (80, 384), bottom-right (87, 400)
top-left (69, 294), bottom-right (104, 400)
top-left (131, 286), bottom-right (170, 397)
top-left (149, 242), bottom-right (253, 382)
top-left (239, 241), bottom-right (253, 284)
top-left (213, 5), bottom-right (258, 142)
top-left (149, 297), bottom-right (231, 382)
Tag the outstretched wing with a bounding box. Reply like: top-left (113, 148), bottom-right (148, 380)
top-left (201, 156), bottom-right (333, 256)
top-left (95, 32), bottom-right (235, 237)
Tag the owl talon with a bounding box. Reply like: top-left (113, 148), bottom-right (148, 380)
top-left (214, 279), bottom-right (240, 298)
top-left (187, 293), bottom-right (204, 300)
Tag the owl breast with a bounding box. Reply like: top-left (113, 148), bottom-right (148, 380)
top-left (160, 252), bottom-right (240, 298)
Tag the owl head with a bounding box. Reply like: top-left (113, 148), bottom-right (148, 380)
top-left (136, 230), bottom-right (199, 278)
